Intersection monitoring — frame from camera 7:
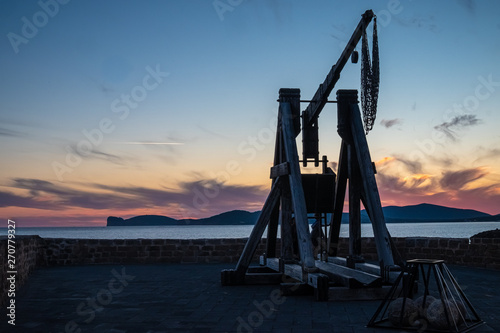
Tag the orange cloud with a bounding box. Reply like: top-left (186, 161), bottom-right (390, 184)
top-left (376, 167), bottom-right (500, 215)
top-left (375, 156), bottom-right (395, 166)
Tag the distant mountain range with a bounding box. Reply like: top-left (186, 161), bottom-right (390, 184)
top-left (355, 203), bottom-right (496, 223)
top-left (107, 203), bottom-right (500, 226)
top-left (107, 210), bottom-right (260, 226)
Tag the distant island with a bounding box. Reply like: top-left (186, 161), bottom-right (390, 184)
top-left (107, 203), bottom-right (500, 226)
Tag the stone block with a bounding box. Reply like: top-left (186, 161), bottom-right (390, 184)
top-left (139, 239), bottom-right (152, 246)
top-left (405, 238), bottom-right (416, 248)
top-left (428, 239), bottom-right (439, 248)
top-left (160, 251), bottom-right (173, 257)
top-left (152, 239), bottom-right (165, 245)
top-left (448, 239), bottom-right (463, 249)
top-left (438, 239), bottom-right (449, 248)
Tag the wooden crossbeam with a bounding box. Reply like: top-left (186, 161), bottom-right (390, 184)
top-left (270, 162), bottom-right (290, 179)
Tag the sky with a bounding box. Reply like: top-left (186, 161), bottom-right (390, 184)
top-left (1, 0), bottom-right (500, 227)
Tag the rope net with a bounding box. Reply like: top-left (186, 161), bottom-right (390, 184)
top-left (361, 18), bottom-right (379, 135)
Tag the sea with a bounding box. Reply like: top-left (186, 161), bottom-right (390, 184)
top-left (3, 222), bottom-right (500, 239)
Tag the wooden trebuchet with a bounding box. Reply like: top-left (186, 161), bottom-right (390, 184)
top-left (223, 10), bottom-right (398, 301)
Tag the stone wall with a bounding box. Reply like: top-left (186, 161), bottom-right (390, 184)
top-left (42, 238), bottom-right (262, 265)
top-left (335, 237), bottom-right (500, 270)
top-left (1, 235), bottom-right (499, 306)
top-left (0, 236), bottom-right (44, 307)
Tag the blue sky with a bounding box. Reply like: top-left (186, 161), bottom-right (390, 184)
top-left (1, 0), bottom-right (500, 226)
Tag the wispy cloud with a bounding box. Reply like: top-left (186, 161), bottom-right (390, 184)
top-left (10, 178), bottom-right (137, 210)
top-left (0, 190), bottom-right (51, 209)
top-left (393, 15), bottom-right (439, 33)
top-left (474, 146), bottom-right (500, 162)
top-left (440, 168), bottom-right (487, 190)
top-left (0, 127), bottom-right (22, 137)
top-left (98, 179), bottom-right (268, 215)
top-left (375, 155), bottom-right (422, 174)
top-left (377, 172), bottom-right (436, 196)
top-left (434, 114), bottom-right (481, 141)
top-left (99, 83), bottom-right (115, 94)
top-left (394, 155), bottom-right (423, 174)
top-left (330, 24), bottom-right (348, 43)
top-left (110, 141), bottom-right (184, 145)
top-left (379, 166), bottom-right (487, 194)
top-left (456, 0), bottom-right (475, 14)
top-left (380, 118), bottom-right (404, 129)
top-left (4, 177), bottom-right (268, 218)
top-left (66, 145), bottom-right (137, 166)
top-left (0, 118), bottom-right (56, 138)
top-left (428, 154), bottom-right (456, 168)
top-left (196, 124), bottom-right (231, 140)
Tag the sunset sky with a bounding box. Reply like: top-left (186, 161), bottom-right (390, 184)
top-left (1, 0), bottom-right (500, 227)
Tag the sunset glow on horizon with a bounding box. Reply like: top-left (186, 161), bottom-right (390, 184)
top-left (1, 1), bottom-right (500, 227)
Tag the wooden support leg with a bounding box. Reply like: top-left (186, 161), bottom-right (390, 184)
top-left (280, 178), bottom-right (294, 261)
top-left (347, 100), bottom-right (394, 268)
top-left (314, 274), bottom-right (330, 301)
top-left (348, 144), bottom-right (362, 257)
top-left (268, 116), bottom-right (284, 258)
top-left (281, 102), bottom-right (316, 271)
top-left (266, 204), bottom-right (279, 258)
top-left (327, 140), bottom-right (348, 256)
top-left (234, 179), bottom-right (282, 282)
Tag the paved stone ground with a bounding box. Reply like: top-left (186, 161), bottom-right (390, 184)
top-left (1, 263), bottom-right (499, 333)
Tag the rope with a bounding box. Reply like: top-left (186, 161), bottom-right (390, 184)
top-left (361, 18), bottom-right (379, 135)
